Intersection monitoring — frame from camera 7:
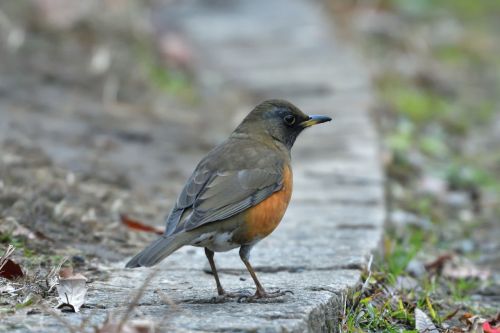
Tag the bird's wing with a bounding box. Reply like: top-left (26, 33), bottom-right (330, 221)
top-left (164, 148), bottom-right (284, 235)
top-left (184, 167), bottom-right (283, 231)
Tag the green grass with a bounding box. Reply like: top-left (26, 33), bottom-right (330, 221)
top-left (0, 234), bottom-right (26, 251)
top-left (383, 230), bottom-right (424, 281)
top-left (448, 278), bottom-right (481, 302)
top-left (446, 164), bottom-right (500, 192)
top-left (0, 233), bottom-right (38, 259)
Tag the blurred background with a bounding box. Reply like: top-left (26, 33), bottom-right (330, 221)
top-left (0, 0), bottom-right (498, 330)
top-left (326, 1), bottom-right (500, 330)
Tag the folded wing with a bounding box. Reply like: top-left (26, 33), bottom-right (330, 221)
top-left (165, 157), bottom-right (283, 235)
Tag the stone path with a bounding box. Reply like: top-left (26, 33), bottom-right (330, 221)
top-left (4, 0), bottom-right (384, 331)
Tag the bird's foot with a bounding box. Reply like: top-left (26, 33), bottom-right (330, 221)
top-left (210, 290), bottom-right (253, 303)
top-left (237, 288), bottom-right (294, 303)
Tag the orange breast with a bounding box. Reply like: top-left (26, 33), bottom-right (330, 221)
top-left (239, 165), bottom-right (293, 243)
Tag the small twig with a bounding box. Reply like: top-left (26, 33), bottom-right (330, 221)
top-left (155, 290), bottom-right (179, 312)
top-left (46, 256), bottom-right (69, 292)
top-left (442, 308), bottom-right (460, 322)
top-left (340, 292), bottom-right (348, 329)
top-left (361, 255), bottom-right (373, 293)
top-left (0, 245), bottom-right (16, 271)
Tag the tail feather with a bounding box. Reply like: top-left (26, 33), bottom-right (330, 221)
top-left (126, 233), bottom-right (191, 268)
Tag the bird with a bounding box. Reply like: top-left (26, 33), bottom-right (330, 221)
top-left (126, 99), bottom-right (331, 300)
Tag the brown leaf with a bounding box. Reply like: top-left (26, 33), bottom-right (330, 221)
top-left (459, 313), bottom-right (500, 333)
top-left (425, 253), bottom-right (453, 273)
top-left (0, 259), bottom-right (24, 280)
top-left (460, 313), bottom-right (489, 332)
top-left (120, 215), bottom-right (163, 235)
top-left (460, 313), bottom-right (474, 324)
top-left (443, 308), bottom-right (460, 322)
top-left (59, 266), bottom-right (74, 279)
top-left (34, 230), bottom-right (54, 242)
top-left (0, 245), bottom-right (23, 280)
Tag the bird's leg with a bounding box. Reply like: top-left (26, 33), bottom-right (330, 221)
top-left (238, 246), bottom-right (293, 301)
top-left (205, 248), bottom-right (250, 301)
top-left (241, 256), bottom-right (266, 297)
top-left (204, 247), bottom-right (225, 296)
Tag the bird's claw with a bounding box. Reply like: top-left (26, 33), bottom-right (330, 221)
top-left (265, 288), bottom-right (294, 296)
top-left (212, 290), bottom-right (252, 303)
top-left (237, 288), bottom-right (294, 303)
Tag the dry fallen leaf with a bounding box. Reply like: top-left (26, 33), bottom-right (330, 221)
top-left (59, 266), bottom-right (74, 279)
top-left (56, 270), bottom-right (88, 312)
top-left (120, 214), bottom-right (163, 235)
top-left (415, 308), bottom-right (438, 333)
top-left (425, 253), bottom-right (454, 273)
top-left (459, 313), bottom-right (500, 333)
top-left (0, 245), bottom-right (23, 280)
top-left (460, 313), bottom-right (492, 333)
top-left (0, 259), bottom-right (24, 280)
top-left (443, 308), bottom-right (460, 322)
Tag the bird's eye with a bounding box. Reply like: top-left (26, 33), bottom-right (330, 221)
top-left (283, 114), bottom-right (296, 126)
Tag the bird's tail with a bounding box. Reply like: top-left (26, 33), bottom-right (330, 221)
top-left (125, 233), bottom-right (193, 268)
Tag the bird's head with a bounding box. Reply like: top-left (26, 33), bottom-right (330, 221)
top-left (234, 99), bottom-right (332, 149)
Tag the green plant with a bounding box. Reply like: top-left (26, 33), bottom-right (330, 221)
top-left (449, 278), bottom-right (480, 301)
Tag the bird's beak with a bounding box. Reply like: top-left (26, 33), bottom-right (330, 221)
top-left (299, 115), bottom-right (332, 128)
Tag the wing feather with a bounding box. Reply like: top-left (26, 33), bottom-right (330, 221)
top-left (164, 139), bottom-right (286, 235)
